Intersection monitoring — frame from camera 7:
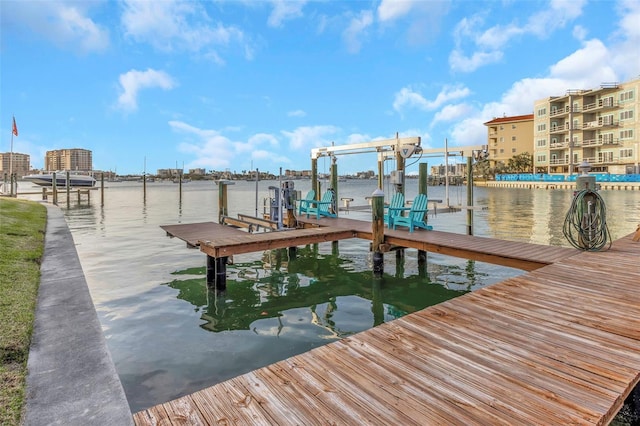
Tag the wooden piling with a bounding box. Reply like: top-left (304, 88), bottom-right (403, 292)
top-left (218, 182), bottom-right (228, 223)
top-left (101, 173), bottom-right (104, 207)
top-left (371, 189), bottom-right (385, 276)
top-left (52, 172), bottom-right (57, 205)
top-left (419, 162), bottom-right (428, 196)
top-left (466, 157), bottom-right (473, 236)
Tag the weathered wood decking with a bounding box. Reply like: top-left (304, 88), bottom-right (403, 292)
top-left (162, 217), bottom-right (577, 271)
top-left (134, 232), bottom-right (640, 425)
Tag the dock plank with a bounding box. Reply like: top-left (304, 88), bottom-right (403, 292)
top-left (141, 221), bottom-right (640, 425)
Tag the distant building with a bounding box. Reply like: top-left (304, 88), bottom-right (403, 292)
top-left (533, 77), bottom-right (640, 174)
top-left (189, 168), bottom-right (206, 176)
top-left (0, 152), bottom-right (30, 178)
top-left (45, 148), bottom-right (92, 172)
top-left (157, 168), bottom-right (182, 178)
top-left (484, 114), bottom-right (534, 169)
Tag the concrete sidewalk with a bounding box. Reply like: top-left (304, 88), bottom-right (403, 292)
top-left (24, 204), bottom-right (133, 425)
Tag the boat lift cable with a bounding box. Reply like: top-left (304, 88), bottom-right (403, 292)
top-left (562, 189), bottom-right (612, 251)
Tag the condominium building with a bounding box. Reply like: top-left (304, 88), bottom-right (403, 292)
top-left (0, 152), bottom-right (30, 178)
top-left (45, 148), bottom-right (93, 172)
top-left (533, 77), bottom-right (639, 174)
top-left (484, 114), bottom-right (534, 169)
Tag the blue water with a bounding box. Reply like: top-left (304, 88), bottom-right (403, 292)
top-left (35, 179), bottom-right (640, 412)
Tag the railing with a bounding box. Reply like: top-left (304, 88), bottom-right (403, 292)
top-left (495, 172), bottom-right (640, 182)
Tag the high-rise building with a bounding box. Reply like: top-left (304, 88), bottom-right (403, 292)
top-left (533, 77), bottom-right (639, 174)
top-left (0, 152), bottom-right (30, 178)
top-left (45, 148), bottom-right (93, 172)
top-left (484, 114), bottom-right (534, 169)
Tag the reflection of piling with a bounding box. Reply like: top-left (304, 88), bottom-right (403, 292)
top-left (101, 173), bottom-right (104, 207)
top-left (143, 173), bottom-right (147, 201)
top-left (371, 189), bottom-right (385, 276)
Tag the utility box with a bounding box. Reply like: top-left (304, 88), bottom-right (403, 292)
top-left (390, 170), bottom-right (404, 184)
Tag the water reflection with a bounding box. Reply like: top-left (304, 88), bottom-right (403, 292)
top-left (164, 246), bottom-right (467, 336)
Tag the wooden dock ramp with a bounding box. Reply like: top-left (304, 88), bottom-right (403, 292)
top-left (138, 222), bottom-right (640, 424)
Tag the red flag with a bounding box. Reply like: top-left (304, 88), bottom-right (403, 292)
top-left (12, 117), bottom-right (18, 136)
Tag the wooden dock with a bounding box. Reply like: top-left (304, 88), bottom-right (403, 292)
top-left (162, 217), bottom-right (577, 271)
top-left (134, 232), bottom-right (639, 425)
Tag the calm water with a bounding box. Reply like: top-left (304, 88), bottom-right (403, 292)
top-left (29, 180), bottom-right (640, 412)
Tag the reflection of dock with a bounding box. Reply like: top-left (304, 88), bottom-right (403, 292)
top-left (135, 232), bottom-right (640, 425)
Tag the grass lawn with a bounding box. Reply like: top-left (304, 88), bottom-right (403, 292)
top-left (0, 198), bottom-right (46, 426)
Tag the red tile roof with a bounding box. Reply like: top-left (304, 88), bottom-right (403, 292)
top-left (484, 114), bottom-right (534, 125)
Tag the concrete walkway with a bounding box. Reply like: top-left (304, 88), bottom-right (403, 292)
top-left (24, 204), bottom-right (133, 425)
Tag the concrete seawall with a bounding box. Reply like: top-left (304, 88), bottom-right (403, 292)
top-left (24, 204), bottom-right (133, 425)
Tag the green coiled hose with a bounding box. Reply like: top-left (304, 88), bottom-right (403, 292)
top-left (563, 189), bottom-right (611, 251)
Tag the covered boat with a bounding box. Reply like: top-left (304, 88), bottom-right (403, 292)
top-left (23, 171), bottom-right (96, 187)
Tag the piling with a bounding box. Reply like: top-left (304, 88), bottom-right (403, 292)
top-left (66, 171), bottom-right (71, 208)
top-left (52, 172), bottom-right (58, 205)
top-left (466, 157), bottom-right (474, 236)
top-left (101, 173), bottom-right (104, 207)
top-left (371, 188), bottom-right (385, 276)
top-left (418, 162), bottom-right (428, 197)
top-left (218, 181), bottom-right (229, 223)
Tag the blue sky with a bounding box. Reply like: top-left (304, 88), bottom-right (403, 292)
top-left (1, 0), bottom-right (639, 175)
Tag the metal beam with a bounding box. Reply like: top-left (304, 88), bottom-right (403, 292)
top-left (311, 136), bottom-right (421, 159)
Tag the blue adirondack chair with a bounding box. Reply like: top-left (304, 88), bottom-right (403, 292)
top-left (305, 190), bottom-right (337, 219)
top-left (383, 192), bottom-right (404, 227)
top-left (390, 193), bottom-right (432, 232)
top-left (297, 190), bottom-right (316, 215)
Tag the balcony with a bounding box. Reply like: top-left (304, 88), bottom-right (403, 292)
top-left (550, 158), bottom-right (569, 165)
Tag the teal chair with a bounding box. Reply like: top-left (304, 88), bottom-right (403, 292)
top-left (297, 190), bottom-right (316, 215)
top-left (384, 192), bottom-right (404, 227)
top-left (390, 193), bottom-right (432, 232)
top-left (305, 190), bottom-right (337, 219)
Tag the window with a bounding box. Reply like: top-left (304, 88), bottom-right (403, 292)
top-left (537, 107), bottom-right (547, 116)
top-left (512, 148), bottom-right (517, 153)
top-left (499, 137), bottom-right (504, 142)
top-left (620, 129), bottom-right (634, 139)
top-left (500, 149), bottom-right (504, 154)
top-left (536, 139), bottom-right (546, 147)
top-left (620, 149), bottom-right (633, 158)
top-left (512, 124), bottom-right (516, 129)
top-left (500, 126), bottom-right (504, 130)
top-left (599, 151), bottom-right (613, 163)
top-left (537, 154), bottom-right (546, 162)
top-left (620, 90), bottom-right (634, 102)
top-left (512, 136), bottom-right (516, 141)
top-left (537, 123), bottom-right (546, 131)
top-left (620, 110), bottom-right (634, 121)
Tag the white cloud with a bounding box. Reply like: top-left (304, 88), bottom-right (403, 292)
top-left (3, 1), bottom-right (109, 53)
top-left (268, 0), bottom-right (307, 28)
top-left (448, 32), bottom-right (627, 147)
top-left (448, 49), bottom-right (503, 73)
top-left (393, 84), bottom-right (471, 113)
top-left (117, 69), bottom-right (176, 112)
top-left (121, 0), bottom-right (250, 60)
top-left (288, 110), bottom-right (307, 117)
top-left (377, 0), bottom-right (415, 22)
top-left (343, 10), bottom-right (374, 54)
top-left (432, 103), bottom-right (475, 125)
top-left (282, 125), bottom-right (341, 150)
top-left (450, 0), bottom-right (587, 73)
top-left (171, 121), bottom-right (290, 170)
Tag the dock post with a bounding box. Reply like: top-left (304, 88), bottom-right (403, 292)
top-left (42, 187), bottom-right (47, 200)
top-left (288, 246), bottom-right (297, 261)
top-left (101, 173), bottom-right (104, 207)
top-left (419, 162), bottom-right (428, 197)
top-left (206, 255), bottom-right (228, 291)
top-left (143, 173), bottom-right (146, 201)
top-left (66, 171), bottom-right (71, 208)
top-left (466, 156), bottom-right (474, 236)
top-left (331, 156), bottom-right (338, 217)
top-left (371, 188), bottom-right (385, 276)
top-left (311, 158), bottom-right (318, 201)
top-left (216, 257), bottom-right (227, 290)
top-left (52, 172), bottom-right (58, 205)
top-left (218, 181), bottom-right (228, 223)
